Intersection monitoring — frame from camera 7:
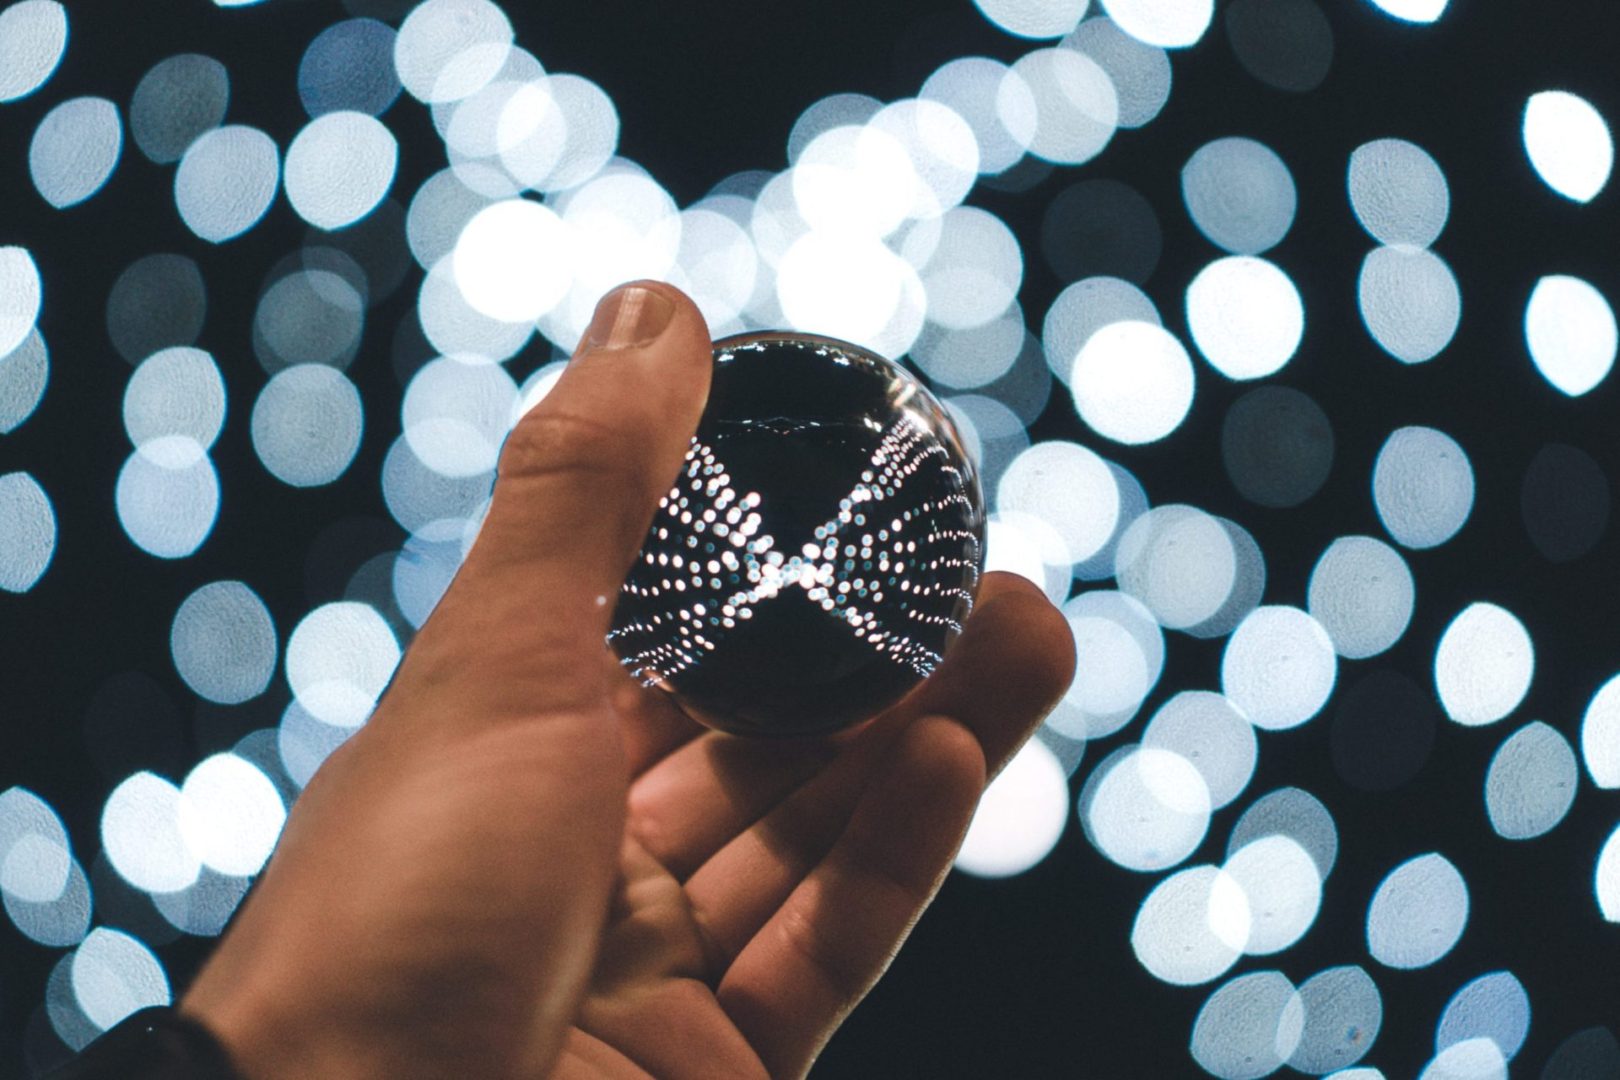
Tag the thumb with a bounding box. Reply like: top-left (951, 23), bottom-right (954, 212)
top-left (402, 280), bottom-right (713, 721)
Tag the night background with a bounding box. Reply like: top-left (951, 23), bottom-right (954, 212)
top-left (1, 0), bottom-right (1618, 1076)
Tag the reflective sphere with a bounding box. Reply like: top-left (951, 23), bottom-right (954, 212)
top-left (610, 332), bottom-right (986, 736)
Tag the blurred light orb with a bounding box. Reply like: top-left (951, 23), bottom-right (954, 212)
top-left (1228, 787), bottom-right (1339, 879)
top-left (913, 207), bottom-right (1022, 330)
top-left (973, 0), bottom-right (1089, 38)
top-left (1222, 606), bottom-right (1337, 731)
top-left (1039, 177), bottom-right (1162, 286)
top-left (285, 111), bottom-right (398, 230)
top-left (71, 929), bottom-right (169, 1033)
top-left (251, 365), bottom-right (364, 488)
top-left (0, 0), bottom-right (67, 103)
top-left (1542, 1029), bottom-right (1620, 1078)
top-left (382, 434), bottom-right (495, 538)
top-left (1289, 966), bottom-right (1382, 1073)
top-left (1347, 138), bottom-right (1450, 247)
top-left (996, 440), bottom-right (1119, 566)
top-left (786, 93), bottom-right (881, 165)
top-left (0, 329), bottom-right (48, 434)
top-left (394, 0), bottom-right (513, 104)
top-left (130, 54), bottom-right (230, 165)
top-left (286, 601), bottom-right (401, 728)
top-left (1042, 275), bottom-right (1160, 385)
top-left (1132, 865), bottom-right (1250, 985)
top-left (1522, 444), bottom-right (1611, 563)
top-left (777, 232), bottom-right (925, 359)
top-left (178, 754), bottom-right (285, 877)
top-left (1071, 320), bottom-right (1194, 444)
top-left (868, 98), bottom-right (981, 221)
top-left (610, 335), bottom-right (984, 736)
top-left (984, 511), bottom-right (1071, 603)
top-left (403, 355), bottom-right (517, 477)
top-left (299, 18), bottom-right (402, 117)
top-left (1222, 386), bottom-right (1334, 509)
top-left (1080, 745), bottom-right (1211, 872)
top-left (1114, 505), bottom-right (1236, 630)
top-left (1524, 90), bottom-right (1613, 203)
top-left (0, 471), bottom-right (55, 593)
top-left (524, 74), bottom-right (620, 193)
top-left (115, 443), bottom-right (220, 559)
top-left (5, 857), bottom-right (88, 947)
top-left (1066, 17), bottom-right (1172, 130)
top-left (954, 738), bottom-right (1069, 878)
top-left (1598, 823), bottom-right (1620, 921)
top-left (1144, 692), bottom-right (1256, 810)
top-left (1366, 853), bottom-right (1468, 969)
top-left (29, 96), bottom-right (122, 209)
top-left (1190, 971), bottom-right (1305, 1080)
top-left (107, 254), bottom-right (207, 365)
top-left (1223, 835), bottom-right (1322, 955)
top-left (254, 268), bottom-right (365, 372)
top-left (1307, 535), bottom-right (1415, 659)
top-left (793, 124), bottom-right (915, 238)
top-left (1011, 47), bottom-right (1118, 165)
top-left (1420, 1039), bottom-right (1506, 1080)
top-left (1581, 674), bottom-right (1620, 788)
top-left (154, 867), bottom-right (252, 938)
top-left (0, 246), bottom-right (42, 359)
top-left (673, 207), bottom-right (759, 330)
top-left (1434, 602), bottom-right (1533, 727)
top-left (1224, 0), bottom-right (1334, 94)
top-left (911, 308), bottom-right (1024, 389)
top-left (1366, 0), bottom-right (1448, 23)
top-left (1486, 721), bottom-right (1576, 840)
top-left (1101, 0), bottom-right (1213, 47)
top-left (278, 700), bottom-right (356, 789)
top-left (1181, 137), bottom-right (1296, 255)
top-left (0, 787), bottom-right (71, 903)
top-left (175, 125), bottom-right (281, 243)
top-left (1373, 426), bottom-right (1474, 549)
top-left (1187, 256), bottom-right (1304, 379)
top-left (422, 255), bottom-right (534, 360)
top-left (1057, 591), bottom-right (1164, 738)
top-left (922, 58), bottom-right (1036, 176)
top-left (171, 582), bottom-right (277, 706)
top-left (1436, 971), bottom-right (1530, 1062)
top-left (123, 347), bottom-right (226, 457)
top-left (1525, 275), bottom-right (1617, 397)
top-left (100, 773), bottom-right (200, 894)
top-left (451, 199), bottom-right (573, 323)
top-left (1358, 245), bottom-right (1461, 364)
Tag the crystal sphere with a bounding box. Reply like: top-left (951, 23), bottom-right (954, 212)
top-left (610, 332), bottom-right (986, 737)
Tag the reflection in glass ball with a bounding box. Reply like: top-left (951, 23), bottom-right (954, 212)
top-left (609, 332), bottom-right (986, 736)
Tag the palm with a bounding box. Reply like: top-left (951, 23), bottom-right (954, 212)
top-left (555, 572), bottom-right (1072, 1080)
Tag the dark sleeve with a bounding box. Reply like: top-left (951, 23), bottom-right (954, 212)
top-left (43, 1007), bottom-right (242, 1080)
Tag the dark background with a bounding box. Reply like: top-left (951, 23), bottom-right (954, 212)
top-left (1, 0), bottom-right (1618, 1076)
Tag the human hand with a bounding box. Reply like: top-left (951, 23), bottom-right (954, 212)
top-left (179, 281), bottom-right (1075, 1079)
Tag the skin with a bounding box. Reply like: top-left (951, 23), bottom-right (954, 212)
top-left (181, 281), bottom-right (1075, 1079)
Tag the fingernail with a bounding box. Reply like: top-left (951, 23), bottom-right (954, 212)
top-left (582, 284), bottom-right (675, 353)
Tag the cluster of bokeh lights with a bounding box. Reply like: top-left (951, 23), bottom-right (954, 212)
top-left (2, 0), bottom-right (1620, 1074)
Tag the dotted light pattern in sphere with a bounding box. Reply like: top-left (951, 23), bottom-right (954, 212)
top-left (610, 333), bottom-right (985, 736)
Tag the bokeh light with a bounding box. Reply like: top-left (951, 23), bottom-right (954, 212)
top-left (175, 126), bottom-right (281, 243)
top-left (29, 96), bottom-right (122, 209)
top-left (1366, 853), bottom-right (1468, 969)
top-left (954, 738), bottom-right (1069, 878)
top-left (1434, 602), bottom-right (1534, 727)
top-left (1221, 606), bottom-right (1337, 731)
top-left (1182, 138), bottom-right (1296, 255)
top-left (1190, 970), bottom-right (1304, 1080)
top-left (0, 1), bottom-right (66, 104)
top-left (130, 54), bottom-right (229, 165)
top-left (1523, 90), bottom-right (1613, 203)
top-left (1372, 426), bottom-right (1474, 549)
top-left (1186, 256), bottom-right (1304, 380)
top-left (0, 471), bottom-right (55, 593)
top-left (1485, 721), bottom-right (1577, 840)
top-left (1524, 275), bottom-right (1617, 397)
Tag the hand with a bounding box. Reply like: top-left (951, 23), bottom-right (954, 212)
top-left (180, 282), bottom-right (1075, 1079)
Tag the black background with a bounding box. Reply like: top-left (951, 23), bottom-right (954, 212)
top-left (2, 0), bottom-right (1619, 1076)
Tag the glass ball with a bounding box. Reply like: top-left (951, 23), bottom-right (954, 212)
top-left (609, 331), bottom-right (987, 737)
